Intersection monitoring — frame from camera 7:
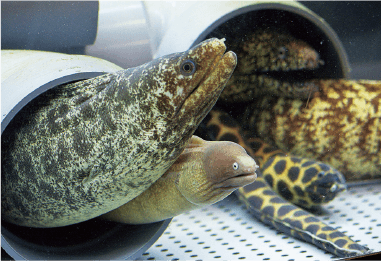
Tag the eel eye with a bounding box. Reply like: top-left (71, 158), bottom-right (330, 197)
top-left (317, 171), bottom-right (324, 179)
top-left (233, 162), bottom-right (239, 170)
top-left (278, 46), bottom-right (288, 60)
top-left (180, 59), bottom-right (196, 76)
top-left (330, 184), bottom-right (338, 192)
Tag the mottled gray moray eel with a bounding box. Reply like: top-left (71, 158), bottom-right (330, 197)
top-left (196, 27), bottom-right (379, 257)
top-left (1, 38), bottom-right (237, 228)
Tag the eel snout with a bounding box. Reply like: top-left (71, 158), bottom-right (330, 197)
top-left (204, 141), bottom-right (258, 189)
top-left (175, 39), bottom-right (237, 122)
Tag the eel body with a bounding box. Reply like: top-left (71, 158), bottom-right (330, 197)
top-left (102, 135), bottom-right (258, 224)
top-left (197, 27), bottom-right (378, 257)
top-left (1, 38), bottom-right (237, 228)
top-left (247, 79), bottom-right (381, 181)
top-left (196, 109), bottom-right (371, 257)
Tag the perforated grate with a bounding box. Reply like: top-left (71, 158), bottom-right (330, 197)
top-left (137, 183), bottom-right (381, 260)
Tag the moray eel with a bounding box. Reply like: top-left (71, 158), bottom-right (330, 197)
top-left (219, 27), bottom-right (324, 103)
top-left (198, 110), bottom-right (347, 210)
top-left (1, 38), bottom-right (237, 228)
top-left (196, 109), bottom-right (370, 257)
top-left (196, 28), bottom-right (376, 257)
top-left (247, 79), bottom-right (381, 181)
top-left (101, 135), bottom-right (258, 224)
top-left (245, 137), bottom-right (347, 210)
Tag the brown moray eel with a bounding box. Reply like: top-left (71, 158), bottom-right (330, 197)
top-left (196, 27), bottom-right (377, 257)
top-left (101, 135), bottom-right (258, 224)
top-left (1, 38), bottom-right (237, 228)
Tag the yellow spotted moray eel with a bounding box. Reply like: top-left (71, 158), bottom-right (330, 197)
top-left (197, 109), bottom-right (371, 258)
top-left (245, 79), bottom-right (381, 181)
top-left (196, 27), bottom-right (379, 257)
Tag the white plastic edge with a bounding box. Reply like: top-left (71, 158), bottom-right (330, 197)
top-left (1, 50), bottom-right (123, 131)
top-left (151, 1), bottom-right (301, 58)
top-left (85, 1), bottom-right (153, 69)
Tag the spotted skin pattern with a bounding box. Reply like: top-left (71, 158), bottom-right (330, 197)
top-left (238, 182), bottom-right (368, 258)
top-left (197, 27), bottom-right (378, 257)
top-left (1, 38), bottom-right (237, 228)
top-left (199, 110), bottom-right (347, 210)
top-left (256, 152), bottom-right (347, 209)
top-left (196, 109), bottom-right (370, 257)
top-left (246, 79), bottom-right (381, 181)
top-left (219, 27), bottom-right (324, 103)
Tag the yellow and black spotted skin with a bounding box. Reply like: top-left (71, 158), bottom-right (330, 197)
top-left (259, 153), bottom-right (347, 209)
top-left (238, 181), bottom-right (367, 258)
top-left (195, 109), bottom-right (370, 257)
top-left (198, 110), bottom-right (347, 210)
top-left (196, 27), bottom-right (379, 258)
top-left (245, 79), bottom-right (381, 181)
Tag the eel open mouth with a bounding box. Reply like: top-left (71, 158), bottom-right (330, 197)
top-left (256, 68), bottom-right (322, 99)
top-left (220, 65), bottom-right (323, 103)
top-left (218, 27), bottom-right (327, 102)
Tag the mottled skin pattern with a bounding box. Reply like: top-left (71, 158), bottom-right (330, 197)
top-left (246, 79), bottom-right (381, 181)
top-left (101, 135), bottom-right (258, 224)
top-left (219, 27), bottom-right (324, 103)
top-left (196, 109), bottom-right (370, 257)
top-left (1, 38), bottom-right (237, 228)
top-left (196, 28), bottom-right (378, 257)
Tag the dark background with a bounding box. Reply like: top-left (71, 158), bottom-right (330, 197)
top-left (301, 1), bottom-right (381, 80)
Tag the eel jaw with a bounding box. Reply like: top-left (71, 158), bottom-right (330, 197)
top-left (165, 49), bottom-right (237, 156)
top-left (220, 172), bottom-right (258, 190)
top-left (255, 47), bottom-right (325, 99)
top-left (257, 71), bottom-right (321, 99)
top-left (219, 63), bottom-right (324, 103)
top-left (173, 50), bottom-right (237, 133)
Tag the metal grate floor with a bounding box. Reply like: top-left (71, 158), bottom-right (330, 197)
top-left (137, 183), bottom-right (381, 260)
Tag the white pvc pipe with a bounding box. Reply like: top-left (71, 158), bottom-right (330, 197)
top-left (1, 50), bottom-right (122, 132)
top-left (85, 1), bottom-right (153, 69)
top-left (85, 1), bottom-right (349, 79)
top-left (1, 50), bottom-right (172, 260)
